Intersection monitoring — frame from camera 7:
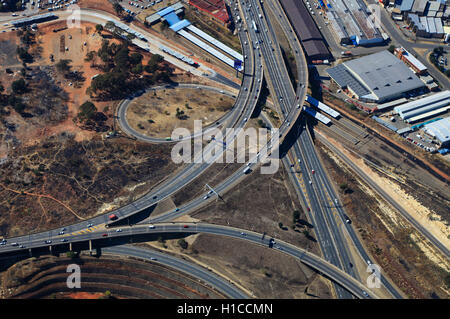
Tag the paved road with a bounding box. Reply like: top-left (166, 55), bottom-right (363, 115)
top-left (315, 131), bottom-right (450, 259)
top-left (102, 245), bottom-right (249, 299)
top-left (0, 1), bottom-right (408, 299)
top-left (244, 0), bottom-right (355, 299)
top-left (248, 0), bottom-right (404, 299)
top-left (365, 0), bottom-right (449, 89)
top-left (0, 222), bottom-right (380, 299)
top-left (116, 83), bottom-right (240, 143)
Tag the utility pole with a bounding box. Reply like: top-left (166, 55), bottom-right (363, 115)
top-left (205, 183), bottom-right (223, 201)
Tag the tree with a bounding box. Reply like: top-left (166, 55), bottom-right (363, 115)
top-left (387, 45), bottom-right (396, 54)
top-left (78, 101), bottom-right (97, 121)
top-left (131, 63), bottom-right (143, 74)
top-left (113, 2), bottom-right (123, 16)
top-left (55, 59), bottom-right (72, 74)
top-left (129, 52), bottom-right (143, 65)
top-left (178, 239), bottom-right (188, 249)
top-left (11, 78), bottom-right (27, 94)
top-left (293, 210), bottom-right (300, 224)
top-left (16, 47), bottom-right (32, 63)
top-left (95, 24), bottom-right (103, 34)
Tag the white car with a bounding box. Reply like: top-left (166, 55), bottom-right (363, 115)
top-left (149, 225), bottom-right (155, 229)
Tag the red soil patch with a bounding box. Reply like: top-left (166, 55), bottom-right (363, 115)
top-left (66, 292), bottom-right (105, 299)
top-left (77, 0), bottom-right (116, 15)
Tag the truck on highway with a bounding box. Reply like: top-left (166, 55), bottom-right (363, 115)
top-left (252, 20), bottom-right (258, 33)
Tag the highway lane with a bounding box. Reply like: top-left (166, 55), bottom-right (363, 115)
top-left (2, 2), bottom-right (403, 299)
top-left (315, 131), bottom-right (450, 260)
top-left (102, 245), bottom-right (249, 299)
top-left (116, 83), bottom-right (241, 143)
top-left (243, 0), bottom-right (355, 299)
top-left (251, 0), bottom-right (405, 299)
top-left (3, 5), bottom-right (265, 244)
top-left (0, 222), bottom-right (380, 299)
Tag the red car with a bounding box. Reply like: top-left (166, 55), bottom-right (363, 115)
top-left (102, 233), bottom-right (108, 237)
top-left (183, 225), bottom-right (189, 228)
top-left (307, 207), bottom-right (310, 212)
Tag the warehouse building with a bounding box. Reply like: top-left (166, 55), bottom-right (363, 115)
top-left (394, 90), bottom-right (450, 123)
top-left (279, 0), bottom-right (332, 61)
top-left (423, 117), bottom-right (450, 147)
top-left (326, 0), bottom-right (385, 45)
top-left (11, 12), bottom-right (57, 27)
top-left (394, 47), bottom-right (427, 74)
top-left (327, 50), bottom-right (426, 103)
top-left (407, 13), bottom-right (445, 38)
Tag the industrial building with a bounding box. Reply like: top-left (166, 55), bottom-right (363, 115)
top-left (406, 13), bottom-right (445, 38)
top-left (279, 0), bottom-right (332, 61)
top-left (394, 90), bottom-right (450, 123)
top-left (423, 116), bottom-right (450, 147)
top-left (327, 50), bottom-right (426, 103)
top-left (187, 0), bottom-right (230, 25)
top-left (394, 47), bottom-right (427, 74)
top-left (326, 0), bottom-right (385, 45)
top-left (10, 12), bottom-right (57, 27)
top-left (146, 3), bottom-right (243, 70)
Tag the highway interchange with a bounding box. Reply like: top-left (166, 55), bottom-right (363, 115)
top-left (1, 0), bottom-right (443, 300)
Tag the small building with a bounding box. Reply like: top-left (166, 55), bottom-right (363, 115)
top-left (423, 117), bottom-right (450, 147)
top-left (394, 90), bottom-right (450, 123)
top-left (394, 47), bottom-right (427, 74)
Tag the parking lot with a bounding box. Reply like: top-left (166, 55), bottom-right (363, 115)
top-left (118, 0), bottom-right (164, 16)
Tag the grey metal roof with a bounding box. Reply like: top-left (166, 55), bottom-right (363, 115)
top-left (326, 64), bottom-right (371, 98)
top-left (424, 117), bottom-right (450, 143)
top-left (342, 50), bottom-right (425, 101)
top-left (11, 12), bottom-right (56, 26)
top-left (409, 13), bottom-right (426, 31)
top-left (412, 0), bottom-right (428, 13)
top-left (395, 91), bottom-right (450, 113)
top-left (399, 0), bottom-right (415, 11)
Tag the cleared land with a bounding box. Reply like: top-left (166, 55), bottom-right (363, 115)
top-left (126, 87), bottom-right (234, 138)
top-left (0, 254), bottom-right (225, 299)
top-left (315, 139), bottom-right (450, 299)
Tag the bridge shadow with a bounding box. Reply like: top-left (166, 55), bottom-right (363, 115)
top-left (108, 204), bottom-right (157, 228)
top-left (251, 78), bottom-right (270, 119)
top-left (0, 232), bottom-right (195, 267)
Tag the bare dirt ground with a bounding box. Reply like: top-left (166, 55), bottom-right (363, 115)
top-left (315, 139), bottom-right (450, 299)
top-left (79, 0), bottom-right (116, 15)
top-left (0, 135), bottom-right (177, 237)
top-left (126, 87), bottom-right (234, 138)
top-left (0, 254), bottom-right (224, 299)
top-left (323, 92), bottom-right (450, 181)
top-left (312, 120), bottom-right (450, 245)
top-left (147, 234), bottom-right (332, 299)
